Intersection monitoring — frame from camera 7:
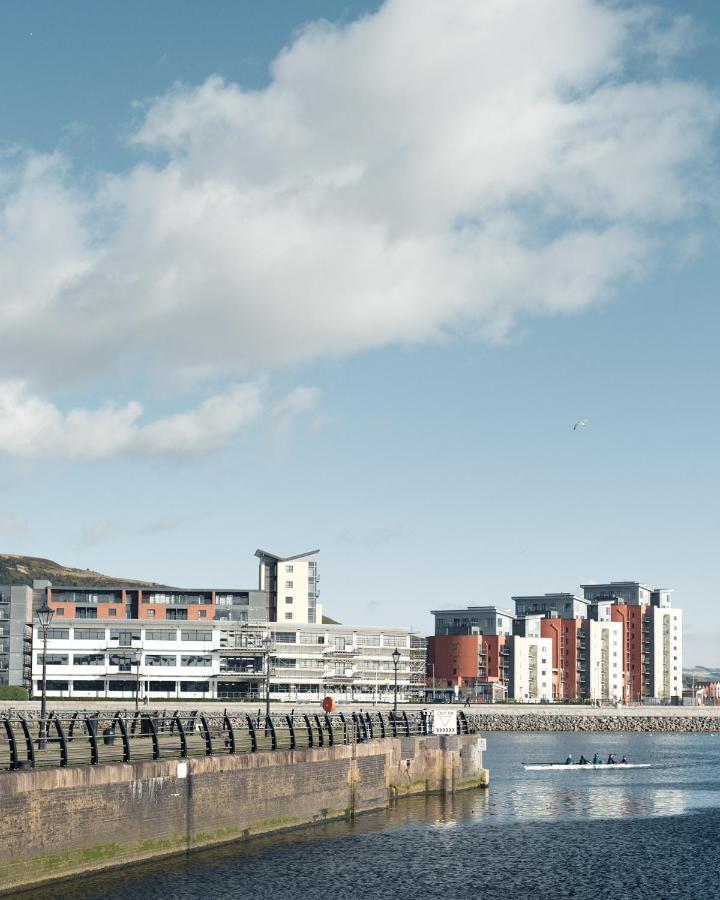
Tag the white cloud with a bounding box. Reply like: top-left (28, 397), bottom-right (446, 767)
top-left (0, 0), bottom-right (716, 407)
top-left (0, 381), bottom-right (272, 458)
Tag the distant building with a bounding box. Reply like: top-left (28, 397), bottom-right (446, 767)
top-left (0, 585), bottom-right (33, 689)
top-left (255, 549), bottom-right (321, 625)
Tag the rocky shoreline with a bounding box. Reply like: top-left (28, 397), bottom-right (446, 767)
top-left (467, 713), bottom-right (720, 733)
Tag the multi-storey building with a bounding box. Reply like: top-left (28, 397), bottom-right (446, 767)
top-left (28, 620), bottom-right (420, 702)
top-left (255, 549), bottom-right (321, 625)
top-left (511, 636), bottom-right (553, 702)
top-left (429, 579), bottom-right (683, 702)
top-left (0, 585), bottom-right (33, 688)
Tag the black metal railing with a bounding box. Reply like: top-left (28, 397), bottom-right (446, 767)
top-left (0, 709), bottom-right (476, 771)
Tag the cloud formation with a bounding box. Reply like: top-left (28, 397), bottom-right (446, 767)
top-left (0, 381), bottom-right (273, 458)
top-left (0, 0), bottom-right (716, 456)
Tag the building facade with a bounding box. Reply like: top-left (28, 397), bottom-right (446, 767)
top-left (29, 620), bottom-right (421, 702)
top-left (0, 585), bottom-right (33, 688)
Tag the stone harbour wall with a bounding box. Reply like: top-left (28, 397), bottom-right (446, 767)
top-left (0, 733), bottom-right (488, 894)
top-left (468, 713), bottom-right (719, 732)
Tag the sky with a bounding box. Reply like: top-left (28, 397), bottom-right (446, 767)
top-left (0, 0), bottom-right (718, 664)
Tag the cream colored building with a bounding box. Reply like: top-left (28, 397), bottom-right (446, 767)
top-left (588, 619), bottom-right (623, 702)
top-left (255, 549), bottom-right (322, 625)
top-left (511, 636), bottom-right (553, 701)
top-left (652, 607), bottom-right (682, 699)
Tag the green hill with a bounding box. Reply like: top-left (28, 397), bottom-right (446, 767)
top-left (0, 554), bottom-right (167, 588)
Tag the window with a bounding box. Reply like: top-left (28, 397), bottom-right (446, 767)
top-left (146, 629), bottom-right (177, 641)
top-left (41, 680), bottom-right (69, 691)
top-left (181, 655), bottom-right (212, 667)
top-left (285, 613), bottom-right (293, 620)
top-left (180, 681), bottom-right (209, 693)
top-left (148, 681), bottom-right (175, 692)
top-left (74, 628), bottom-right (106, 641)
top-left (73, 653), bottom-right (104, 666)
top-left (36, 653), bottom-right (68, 665)
top-left (109, 654), bottom-right (136, 671)
top-left (285, 596), bottom-right (293, 604)
top-left (146, 655), bottom-right (176, 667)
top-left (274, 632), bottom-right (296, 643)
top-left (55, 608), bottom-right (65, 616)
top-left (181, 630), bottom-right (212, 642)
top-left (355, 633), bottom-right (381, 647)
top-left (108, 608), bottom-right (117, 617)
top-left (285, 564), bottom-right (293, 573)
top-left (275, 658), bottom-right (297, 668)
top-left (73, 679), bottom-right (104, 691)
top-left (299, 659), bottom-right (320, 669)
top-left (299, 633), bottom-right (324, 644)
top-left (145, 609), bottom-right (156, 618)
top-left (46, 628), bottom-right (70, 640)
top-left (167, 609), bottom-right (188, 620)
top-left (108, 680), bottom-right (136, 692)
top-left (76, 608), bottom-right (98, 619)
top-left (198, 610), bottom-right (207, 618)
top-left (285, 581), bottom-right (293, 589)
top-left (110, 629), bottom-right (140, 643)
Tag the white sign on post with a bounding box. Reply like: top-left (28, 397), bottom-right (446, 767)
top-left (432, 710), bottom-right (457, 735)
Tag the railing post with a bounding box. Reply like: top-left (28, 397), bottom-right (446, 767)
top-left (199, 715), bottom-right (213, 756)
top-left (115, 714), bottom-right (130, 762)
top-left (246, 714), bottom-right (257, 752)
top-left (364, 712), bottom-right (373, 739)
top-left (302, 714), bottom-right (313, 748)
top-left (223, 712), bottom-right (236, 754)
top-left (390, 711), bottom-right (398, 738)
top-left (85, 716), bottom-right (99, 765)
top-left (338, 712), bottom-right (348, 745)
top-left (55, 719), bottom-right (68, 767)
top-left (324, 713), bottom-right (334, 746)
top-left (3, 719), bottom-right (18, 770)
top-left (266, 715), bottom-right (277, 751)
top-left (172, 714), bottom-right (187, 758)
top-left (18, 716), bottom-right (35, 768)
top-left (286, 715), bottom-right (296, 750)
top-left (68, 711), bottom-right (80, 740)
top-left (313, 714), bottom-right (324, 747)
top-left (377, 712), bottom-right (386, 738)
top-left (402, 711), bottom-right (410, 736)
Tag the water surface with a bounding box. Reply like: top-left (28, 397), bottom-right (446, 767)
top-left (21, 732), bottom-right (720, 899)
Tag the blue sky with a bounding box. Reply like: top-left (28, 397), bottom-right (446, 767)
top-left (0, 1), bottom-right (718, 664)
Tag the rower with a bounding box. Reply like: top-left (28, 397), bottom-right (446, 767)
top-left (592, 753), bottom-right (600, 765)
top-left (579, 754), bottom-right (589, 765)
top-left (607, 753), bottom-right (616, 765)
top-left (565, 754), bottom-right (573, 765)
top-left (620, 755), bottom-right (627, 764)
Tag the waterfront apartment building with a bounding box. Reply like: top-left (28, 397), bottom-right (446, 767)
top-left (428, 579), bottom-right (682, 702)
top-left (29, 620), bottom-right (420, 702)
top-left (255, 549), bottom-right (322, 625)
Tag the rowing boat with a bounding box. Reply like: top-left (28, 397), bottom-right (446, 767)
top-left (523, 763), bottom-right (651, 770)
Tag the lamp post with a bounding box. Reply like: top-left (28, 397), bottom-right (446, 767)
top-left (36, 600), bottom-right (54, 749)
top-left (262, 633), bottom-right (272, 720)
top-left (392, 647), bottom-right (400, 715)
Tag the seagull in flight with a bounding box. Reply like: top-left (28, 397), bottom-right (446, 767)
top-left (573, 418), bottom-right (588, 431)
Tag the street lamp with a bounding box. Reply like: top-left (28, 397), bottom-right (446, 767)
top-left (392, 647), bottom-right (401, 715)
top-left (262, 633), bottom-right (273, 720)
top-left (36, 600), bottom-right (55, 749)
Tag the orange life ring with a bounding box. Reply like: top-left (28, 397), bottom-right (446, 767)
top-left (322, 696), bottom-right (336, 713)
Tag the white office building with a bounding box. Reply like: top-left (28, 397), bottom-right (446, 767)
top-left (652, 607), bottom-right (682, 700)
top-left (588, 619), bottom-right (623, 702)
top-left (511, 636), bottom-right (553, 702)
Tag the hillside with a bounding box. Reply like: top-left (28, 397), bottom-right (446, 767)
top-left (0, 554), bottom-right (168, 589)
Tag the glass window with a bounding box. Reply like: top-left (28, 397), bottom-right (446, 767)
top-left (145, 609), bottom-right (156, 618)
top-left (73, 679), bottom-right (104, 691)
top-left (146, 654), bottom-right (176, 667)
top-left (275, 658), bottom-right (297, 667)
top-left (285, 564), bottom-right (293, 573)
top-left (42, 680), bottom-right (69, 691)
top-left (146, 630), bottom-right (177, 641)
top-left (285, 596), bottom-right (293, 604)
top-left (274, 632), bottom-right (296, 643)
top-left (285, 613), bottom-right (293, 620)
top-left (107, 680), bottom-right (136, 692)
top-left (73, 653), bottom-right (105, 666)
top-left (180, 655), bottom-right (212, 667)
top-left (108, 608), bottom-right (117, 617)
top-left (46, 628), bottom-right (70, 640)
top-left (299, 633), bottom-right (324, 644)
top-left (198, 610), bottom-right (207, 618)
top-left (55, 608), bottom-right (65, 616)
top-left (109, 629), bottom-right (140, 642)
top-left (148, 681), bottom-right (175, 692)
top-left (74, 628), bottom-right (106, 641)
top-left (180, 681), bottom-right (210, 692)
top-left (180, 630), bottom-right (212, 641)
top-left (285, 581), bottom-right (293, 588)
top-left (355, 633), bottom-right (381, 646)
top-left (36, 653), bottom-right (68, 665)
